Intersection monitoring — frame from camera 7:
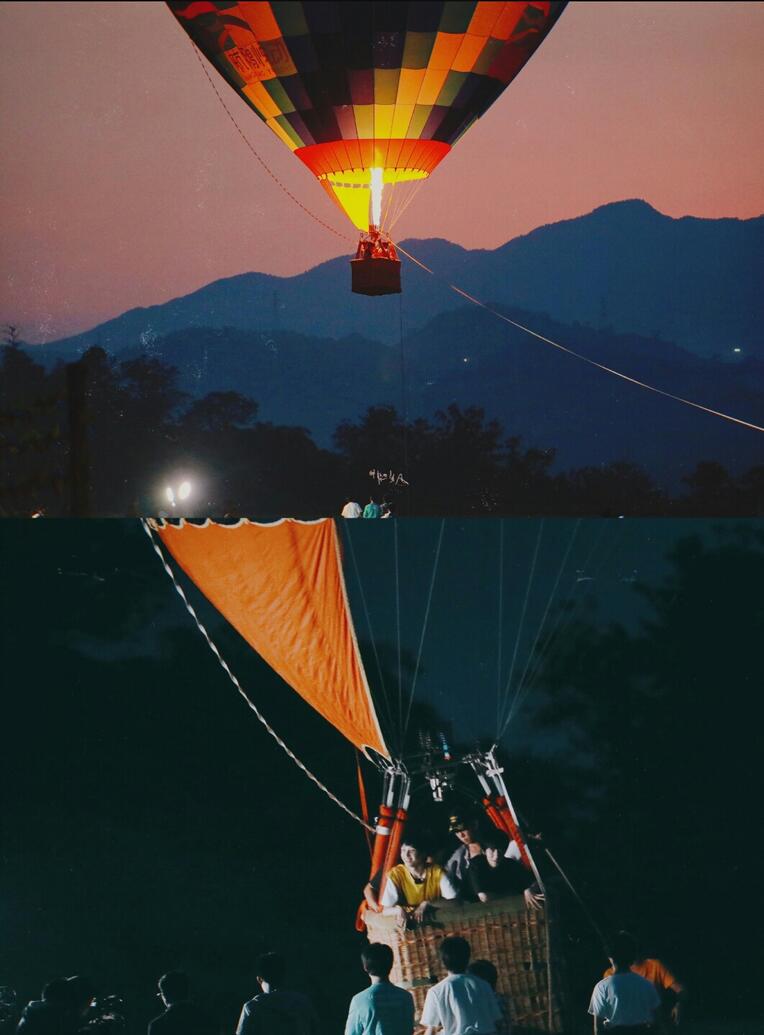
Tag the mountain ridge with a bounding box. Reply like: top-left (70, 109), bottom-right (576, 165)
top-left (27, 199), bottom-right (764, 360)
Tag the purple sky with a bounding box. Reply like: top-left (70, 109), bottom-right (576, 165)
top-left (1, 1), bottom-right (763, 343)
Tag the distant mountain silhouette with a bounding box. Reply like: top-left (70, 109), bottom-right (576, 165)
top-left (33, 200), bottom-right (763, 359)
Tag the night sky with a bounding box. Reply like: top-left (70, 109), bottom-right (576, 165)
top-left (2, 518), bottom-right (762, 1030)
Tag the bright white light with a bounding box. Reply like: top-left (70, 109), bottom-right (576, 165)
top-left (165, 486), bottom-right (175, 504)
top-left (178, 481), bottom-right (192, 500)
top-left (733, 347), bottom-right (742, 353)
top-left (370, 167), bottom-right (383, 228)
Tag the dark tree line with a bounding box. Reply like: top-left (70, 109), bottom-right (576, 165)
top-left (515, 525), bottom-right (764, 1019)
top-left (2, 345), bottom-right (762, 516)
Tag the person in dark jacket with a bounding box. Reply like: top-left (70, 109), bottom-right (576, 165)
top-left (466, 830), bottom-right (537, 901)
top-left (236, 953), bottom-right (318, 1035)
top-left (15, 980), bottom-right (69, 1035)
top-left (147, 972), bottom-right (211, 1035)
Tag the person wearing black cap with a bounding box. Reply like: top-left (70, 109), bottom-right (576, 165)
top-left (446, 813), bottom-right (544, 911)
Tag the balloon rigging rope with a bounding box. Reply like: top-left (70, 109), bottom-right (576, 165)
top-left (497, 521), bottom-right (544, 738)
top-left (500, 520), bottom-right (581, 735)
top-left (141, 520), bottom-right (375, 833)
top-left (186, 38), bottom-right (352, 244)
top-left (395, 520), bottom-right (403, 737)
top-left (341, 522), bottom-right (398, 749)
top-left (518, 522), bottom-right (613, 705)
top-left (496, 520), bottom-right (505, 735)
top-left (402, 519), bottom-right (446, 741)
top-left (396, 245), bottom-right (764, 433)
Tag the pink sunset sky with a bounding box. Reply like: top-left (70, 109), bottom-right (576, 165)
top-left (1, 1), bottom-right (762, 343)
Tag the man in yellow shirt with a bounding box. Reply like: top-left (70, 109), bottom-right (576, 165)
top-left (380, 837), bottom-right (458, 926)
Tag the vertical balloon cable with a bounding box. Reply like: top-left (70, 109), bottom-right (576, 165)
top-left (370, 168), bottom-right (383, 228)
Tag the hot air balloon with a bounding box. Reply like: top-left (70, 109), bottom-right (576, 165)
top-left (145, 515), bottom-right (647, 1031)
top-left (166, 2), bottom-right (568, 295)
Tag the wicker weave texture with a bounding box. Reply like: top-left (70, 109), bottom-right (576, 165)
top-left (365, 896), bottom-right (564, 1032)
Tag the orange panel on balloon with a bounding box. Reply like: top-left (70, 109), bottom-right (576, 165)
top-left (295, 139), bottom-right (450, 178)
top-left (154, 518), bottom-right (389, 757)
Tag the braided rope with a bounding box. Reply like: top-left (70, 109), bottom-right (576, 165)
top-left (397, 245), bottom-right (764, 433)
top-left (142, 519), bottom-right (375, 832)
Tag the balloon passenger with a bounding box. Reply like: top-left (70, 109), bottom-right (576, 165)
top-left (446, 813), bottom-right (543, 911)
top-left (467, 830), bottom-right (537, 902)
top-left (380, 837), bottom-right (458, 925)
top-left (341, 499), bottom-right (363, 518)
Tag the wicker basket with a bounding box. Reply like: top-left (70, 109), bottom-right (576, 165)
top-left (364, 895), bottom-right (565, 1032)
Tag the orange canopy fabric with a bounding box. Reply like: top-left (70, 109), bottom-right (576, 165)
top-left (155, 518), bottom-right (389, 758)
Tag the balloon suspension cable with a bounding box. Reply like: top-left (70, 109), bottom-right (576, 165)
top-left (542, 846), bottom-right (608, 951)
top-left (183, 34), bottom-right (351, 244)
top-left (471, 747), bottom-right (553, 1032)
top-left (396, 244), bottom-right (764, 433)
top-left (142, 520), bottom-right (374, 833)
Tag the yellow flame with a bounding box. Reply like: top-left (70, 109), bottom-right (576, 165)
top-left (370, 167), bottom-right (383, 228)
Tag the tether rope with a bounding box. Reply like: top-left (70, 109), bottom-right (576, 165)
top-left (396, 245), bottom-right (764, 433)
top-left (142, 520), bottom-right (374, 832)
top-left (186, 37), bottom-right (352, 244)
top-left (183, 21), bottom-right (761, 437)
top-left (543, 846), bottom-right (607, 949)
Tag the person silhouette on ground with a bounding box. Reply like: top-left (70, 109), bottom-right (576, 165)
top-left (420, 936), bottom-right (502, 1035)
top-left (236, 953), bottom-right (318, 1035)
top-left (589, 933), bottom-right (663, 1033)
top-left (148, 971), bottom-right (212, 1035)
top-left (344, 943), bottom-right (414, 1035)
top-left (15, 980), bottom-right (69, 1035)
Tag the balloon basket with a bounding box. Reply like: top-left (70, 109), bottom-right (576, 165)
top-left (351, 256), bottom-right (401, 296)
top-left (363, 896), bottom-right (566, 1032)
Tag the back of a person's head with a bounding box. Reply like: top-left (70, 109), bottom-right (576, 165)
top-left (468, 960), bottom-right (498, 990)
top-left (440, 936), bottom-right (471, 974)
top-left (159, 971), bottom-right (189, 1004)
top-left (66, 976), bottom-right (96, 1013)
top-left (608, 931), bottom-right (638, 970)
top-left (256, 952), bottom-right (286, 988)
top-left (42, 979), bottom-right (69, 1005)
top-left (361, 943), bottom-right (393, 979)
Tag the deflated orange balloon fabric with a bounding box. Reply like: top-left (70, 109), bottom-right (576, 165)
top-left (154, 517), bottom-right (389, 758)
top-left (167, 2), bottom-right (567, 231)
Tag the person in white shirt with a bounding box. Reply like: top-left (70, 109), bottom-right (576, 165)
top-left (420, 936), bottom-right (502, 1035)
top-left (589, 933), bottom-right (662, 1033)
top-left (341, 499), bottom-right (363, 518)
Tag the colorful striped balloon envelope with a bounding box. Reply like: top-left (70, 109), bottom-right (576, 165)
top-left (167, 2), bottom-right (567, 234)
